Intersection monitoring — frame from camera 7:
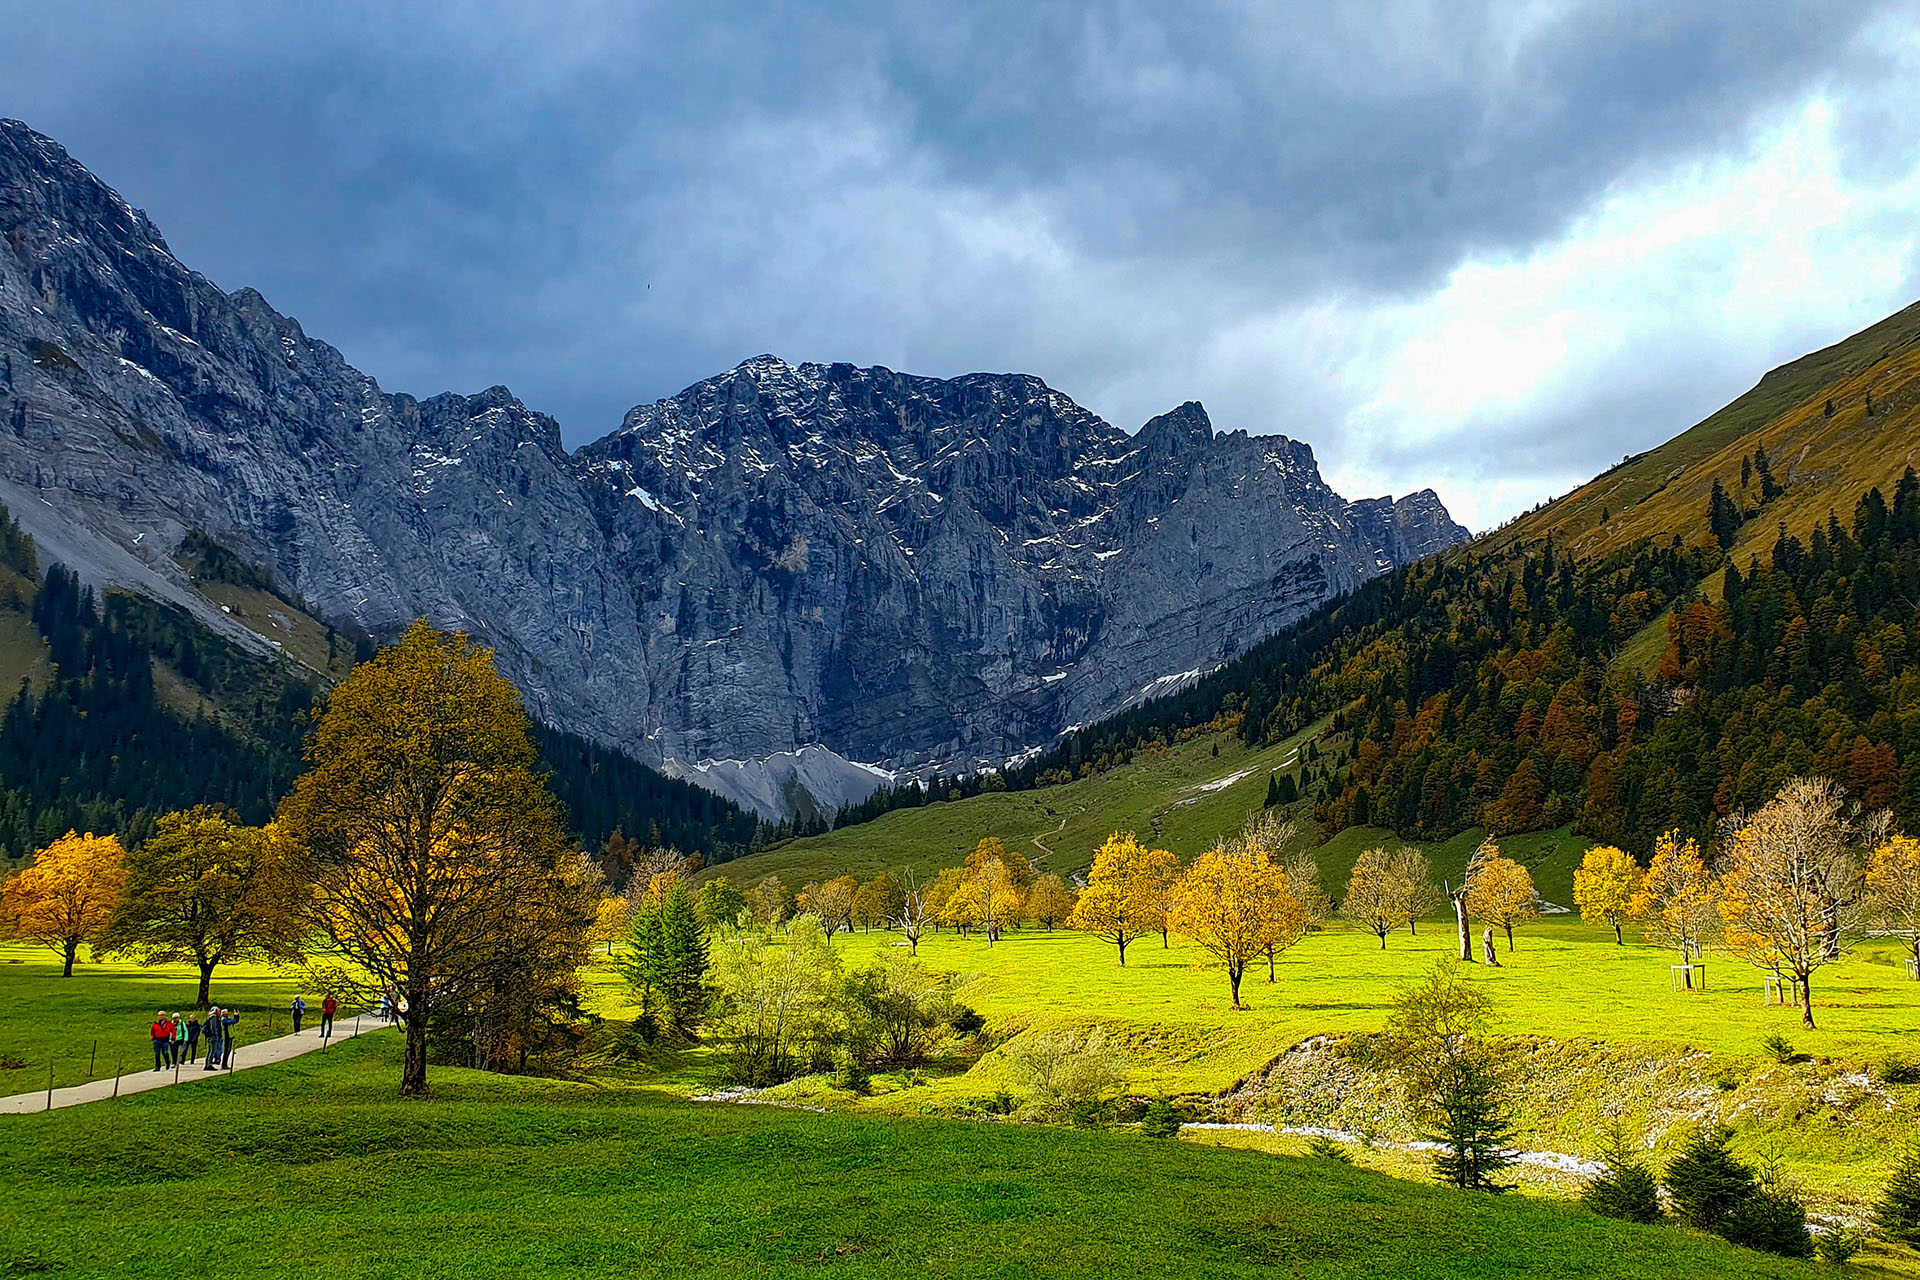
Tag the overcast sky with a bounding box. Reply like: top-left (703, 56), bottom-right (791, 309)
top-left (6, 2), bottom-right (1919, 530)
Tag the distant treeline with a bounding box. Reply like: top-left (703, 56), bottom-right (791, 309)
top-left (0, 506), bottom-right (765, 864)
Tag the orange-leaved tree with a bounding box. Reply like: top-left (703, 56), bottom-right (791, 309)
top-left (278, 621), bottom-right (595, 1097)
top-left (1572, 845), bottom-right (1643, 943)
top-left (106, 808), bottom-right (308, 1005)
top-left (1166, 836), bottom-right (1305, 1009)
top-left (1068, 832), bottom-right (1171, 965)
top-left (0, 830), bottom-right (126, 976)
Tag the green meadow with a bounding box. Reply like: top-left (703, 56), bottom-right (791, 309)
top-left (0, 1032), bottom-right (1852, 1280)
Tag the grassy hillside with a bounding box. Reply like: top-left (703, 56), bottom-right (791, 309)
top-left (711, 723), bottom-right (1328, 888)
top-left (0, 1034), bottom-right (1840, 1280)
top-left (710, 715), bottom-right (1594, 905)
top-left (1491, 298), bottom-right (1920, 561)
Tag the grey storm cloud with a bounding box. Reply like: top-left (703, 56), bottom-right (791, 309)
top-left (0, 0), bottom-right (1913, 528)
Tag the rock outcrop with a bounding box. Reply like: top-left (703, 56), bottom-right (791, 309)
top-left (0, 119), bottom-right (1467, 811)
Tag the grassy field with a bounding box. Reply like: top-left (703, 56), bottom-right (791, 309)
top-left (0, 944), bottom-right (324, 1096)
top-left (0, 1033), bottom-right (1855, 1280)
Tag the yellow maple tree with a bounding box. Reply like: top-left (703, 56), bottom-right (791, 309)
top-left (1630, 830), bottom-right (1717, 961)
top-left (1166, 839), bottom-right (1305, 1008)
top-left (1572, 845), bottom-right (1643, 943)
top-left (1464, 841), bottom-right (1537, 951)
top-left (1342, 846), bottom-right (1416, 948)
top-left (1867, 834), bottom-right (1920, 977)
top-left (1068, 832), bottom-right (1173, 965)
top-left (0, 830), bottom-right (126, 976)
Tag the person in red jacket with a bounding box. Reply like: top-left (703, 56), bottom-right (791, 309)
top-left (149, 1012), bottom-right (172, 1071)
top-left (319, 994), bottom-right (338, 1041)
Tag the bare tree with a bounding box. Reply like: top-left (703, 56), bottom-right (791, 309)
top-left (1719, 777), bottom-right (1873, 1029)
top-left (894, 874), bottom-right (932, 955)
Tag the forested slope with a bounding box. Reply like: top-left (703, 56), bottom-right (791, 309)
top-left (1022, 295), bottom-right (1920, 852)
top-left (0, 506), bottom-right (761, 863)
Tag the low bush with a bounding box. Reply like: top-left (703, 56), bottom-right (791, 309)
top-left (1760, 1032), bottom-right (1797, 1064)
top-left (1814, 1228), bottom-right (1862, 1265)
top-left (1004, 1024), bottom-right (1130, 1119)
top-left (1879, 1054), bottom-right (1920, 1086)
top-left (1304, 1135), bottom-right (1353, 1163)
top-left (1139, 1098), bottom-right (1182, 1138)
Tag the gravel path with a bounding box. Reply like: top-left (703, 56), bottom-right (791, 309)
top-left (0, 1014), bottom-right (393, 1114)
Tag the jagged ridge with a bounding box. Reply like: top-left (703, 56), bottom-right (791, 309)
top-left (0, 118), bottom-right (1467, 814)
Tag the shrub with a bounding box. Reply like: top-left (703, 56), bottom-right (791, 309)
top-left (1304, 1135), bottom-right (1353, 1163)
top-left (1877, 1140), bottom-right (1920, 1246)
top-left (1583, 1126), bottom-right (1662, 1224)
top-left (844, 953), bottom-right (952, 1067)
top-left (1814, 1228), bottom-right (1862, 1265)
top-left (1004, 1025), bottom-right (1130, 1117)
top-left (1662, 1126), bottom-right (1757, 1232)
top-left (1879, 1055), bottom-right (1920, 1086)
top-left (1139, 1098), bottom-right (1183, 1138)
top-left (1760, 1032), bottom-right (1797, 1064)
top-left (1719, 1164), bottom-right (1812, 1260)
top-left (950, 1005), bottom-right (986, 1037)
top-left (835, 1057), bottom-right (871, 1095)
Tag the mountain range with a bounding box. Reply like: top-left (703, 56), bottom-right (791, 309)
top-left (0, 119), bottom-right (1465, 818)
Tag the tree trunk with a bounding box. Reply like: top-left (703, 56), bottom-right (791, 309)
top-left (196, 958), bottom-right (215, 1008)
top-left (1377, 927), bottom-right (1388, 950)
top-left (1452, 889), bottom-right (1472, 962)
top-left (1504, 922), bottom-right (1514, 952)
top-left (61, 938), bottom-right (78, 977)
top-left (1408, 918), bottom-right (1417, 936)
top-left (1117, 936), bottom-right (1128, 966)
top-left (1482, 928), bottom-right (1500, 967)
top-left (1613, 921), bottom-right (1623, 944)
top-left (1229, 963), bottom-right (1243, 1010)
top-left (1799, 972), bottom-right (1815, 1030)
top-left (400, 1007), bottom-right (431, 1096)
top-left (1266, 945), bottom-right (1275, 982)
top-left (1162, 927), bottom-right (1169, 949)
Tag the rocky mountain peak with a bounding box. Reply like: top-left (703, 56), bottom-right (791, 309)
top-left (0, 117), bottom-right (1470, 816)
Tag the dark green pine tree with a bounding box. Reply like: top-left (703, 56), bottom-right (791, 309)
top-left (1878, 1140), bottom-right (1920, 1247)
top-left (1708, 479), bottom-right (1743, 550)
top-left (1662, 1126), bottom-right (1756, 1232)
top-left (657, 881), bottom-right (711, 1035)
top-left (1753, 442), bottom-right (1785, 502)
top-left (1427, 1054), bottom-right (1516, 1192)
top-left (619, 906), bottom-right (668, 1024)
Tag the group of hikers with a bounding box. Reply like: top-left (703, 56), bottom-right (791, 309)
top-left (145, 993), bottom-right (341, 1073)
top-left (146, 1009), bottom-right (240, 1071)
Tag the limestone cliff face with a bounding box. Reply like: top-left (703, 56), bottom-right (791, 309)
top-left (0, 118), bottom-right (1467, 796)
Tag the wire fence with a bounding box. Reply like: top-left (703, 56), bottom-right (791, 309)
top-left (2, 1000), bottom-right (385, 1107)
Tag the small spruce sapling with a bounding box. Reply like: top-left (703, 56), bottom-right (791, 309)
top-left (1139, 1098), bottom-right (1183, 1138)
top-left (1662, 1126), bottom-right (1757, 1233)
top-left (1582, 1125), bottom-right (1662, 1224)
top-left (1877, 1139), bottom-right (1920, 1247)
